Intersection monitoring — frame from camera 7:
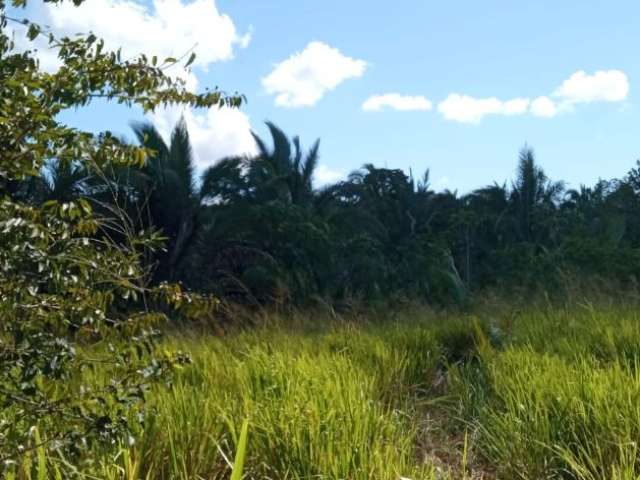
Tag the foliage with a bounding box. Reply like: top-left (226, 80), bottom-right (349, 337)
top-left (10, 61), bottom-right (640, 307)
top-left (95, 127), bottom-right (640, 305)
top-left (0, 0), bottom-right (237, 469)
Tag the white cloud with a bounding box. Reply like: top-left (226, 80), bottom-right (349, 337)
top-left (262, 41), bottom-right (367, 108)
top-left (437, 94), bottom-right (529, 123)
top-left (314, 165), bottom-right (345, 186)
top-left (530, 96), bottom-right (558, 118)
top-left (150, 104), bottom-right (257, 170)
top-left (362, 93), bottom-right (432, 112)
top-left (147, 73), bottom-right (256, 169)
top-left (11, 0), bottom-right (250, 75)
top-left (553, 70), bottom-right (629, 104)
top-left (47, 0), bottom-right (248, 69)
top-left (8, 0), bottom-right (255, 169)
top-left (438, 70), bottom-right (630, 123)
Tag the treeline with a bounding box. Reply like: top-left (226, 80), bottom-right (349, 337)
top-left (7, 119), bottom-right (640, 305)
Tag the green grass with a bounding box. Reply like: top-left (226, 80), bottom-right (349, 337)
top-left (11, 301), bottom-right (640, 479)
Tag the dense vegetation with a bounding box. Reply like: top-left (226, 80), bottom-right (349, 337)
top-left (13, 118), bottom-right (640, 307)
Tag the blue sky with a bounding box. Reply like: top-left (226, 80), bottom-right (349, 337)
top-left (17, 0), bottom-right (640, 193)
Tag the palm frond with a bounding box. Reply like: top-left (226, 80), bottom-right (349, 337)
top-left (168, 117), bottom-right (197, 198)
top-left (265, 121), bottom-right (292, 176)
top-left (130, 121), bottom-right (169, 162)
top-left (302, 139), bottom-right (320, 187)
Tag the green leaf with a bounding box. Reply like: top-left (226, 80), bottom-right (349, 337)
top-left (185, 52), bottom-right (196, 68)
top-left (27, 23), bottom-right (40, 41)
top-left (231, 419), bottom-right (250, 480)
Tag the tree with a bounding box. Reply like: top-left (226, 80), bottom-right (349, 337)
top-left (131, 119), bottom-right (200, 281)
top-left (511, 146), bottom-right (564, 244)
top-left (0, 0), bottom-right (238, 470)
top-left (193, 123), bottom-right (327, 303)
top-left (247, 122), bottom-right (320, 206)
top-left (319, 164), bottom-right (465, 301)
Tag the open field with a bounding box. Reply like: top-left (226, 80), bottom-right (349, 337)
top-left (12, 300), bottom-right (640, 479)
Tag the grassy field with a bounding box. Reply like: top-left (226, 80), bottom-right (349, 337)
top-left (14, 299), bottom-right (640, 479)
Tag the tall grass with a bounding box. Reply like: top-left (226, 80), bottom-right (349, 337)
top-left (453, 303), bottom-right (640, 479)
top-left (72, 317), bottom-right (459, 479)
top-left (10, 302), bottom-right (640, 479)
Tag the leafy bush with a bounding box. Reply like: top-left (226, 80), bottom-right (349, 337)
top-left (0, 0), bottom-right (236, 470)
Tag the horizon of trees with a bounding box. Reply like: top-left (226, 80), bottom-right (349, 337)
top-left (7, 117), bottom-right (640, 306)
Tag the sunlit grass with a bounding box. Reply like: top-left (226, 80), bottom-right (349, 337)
top-left (12, 301), bottom-right (640, 479)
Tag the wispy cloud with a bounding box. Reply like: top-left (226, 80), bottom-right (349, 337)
top-left (362, 93), bottom-right (432, 112)
top-left (262, 41), bottom-right (367, 108)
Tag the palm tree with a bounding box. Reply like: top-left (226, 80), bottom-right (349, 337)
top-left (458, 183), bottom-right (511, 286)
top-left (199, 122), bottom-right (321, 208)
top-left (192, 122), bottom-right (326, 301)
top-left (317, 164), bottom-right (466, 300)
top-left (41, 160), bottom-right (90, 202)
top-left (248, 122), bottom-right (320, 206)
top-left (511, 146), bottom-right (564, 243)
top-left (131, 118), bottom-right (199, 281)
top-left (0, 160), bottom-right (89, 204)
